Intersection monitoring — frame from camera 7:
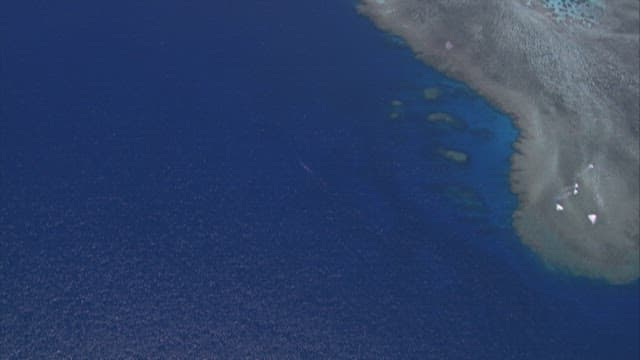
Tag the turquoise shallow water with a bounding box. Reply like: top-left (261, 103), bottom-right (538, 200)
top-left (0, 0), bottom-right (637, 357)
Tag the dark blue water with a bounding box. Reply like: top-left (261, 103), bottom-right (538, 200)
top-left (1, 1), bottom-right (637, 358)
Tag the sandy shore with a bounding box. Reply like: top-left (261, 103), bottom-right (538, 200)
top-left (358, 0), bottom-right (639, 283)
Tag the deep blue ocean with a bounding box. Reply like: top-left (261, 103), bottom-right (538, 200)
top-left (1, 1), bottom-right (638, 358)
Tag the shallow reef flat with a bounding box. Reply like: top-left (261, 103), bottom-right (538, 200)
top-left (437, 147), bottom-right (469, 164)
top-left (359, 0), bottom-right (639, 283)
top-left (423, 87), bottom-right (441, 100)
top-left (427, 112), bottom-right (468, 130)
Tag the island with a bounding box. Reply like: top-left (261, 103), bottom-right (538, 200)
top-left (359, 0), bottom-right (639, 283)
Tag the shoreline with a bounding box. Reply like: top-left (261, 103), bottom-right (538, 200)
top-left (358, 0), bottom-right (639, 283)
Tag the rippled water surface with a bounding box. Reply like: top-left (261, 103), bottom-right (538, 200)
top-left (1, 1), bottom-right (637, 358)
